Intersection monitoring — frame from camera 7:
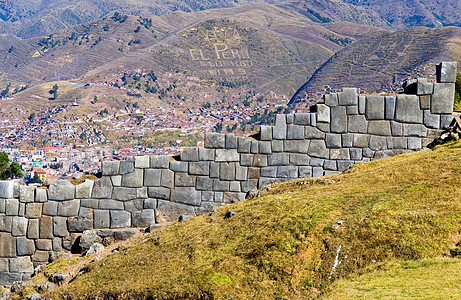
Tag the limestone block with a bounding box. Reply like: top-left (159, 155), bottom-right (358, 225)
top-left (305, 126), bottom-right (325, 139)
top-left (0, 215), bottom-right (12, 232)
top-left (299, 166), bottom-right (312, 178)
top-left (346, 105), bottom-right (358, 115)
top-left (172, 187), bottom-right (201, 206)
top-left (189, 161), bottom-right (210, 176)
top-left (112, 187), bottom-right (137, 201)
top-left (289, 154), bottom-right (310, 166)
top-left (149, 155), bottom-right (170, 169)
top-left (92, 177), bottom-right (113, 199)
top-left (312, 167), bottom-right (324, 178)
top-left (259, 125), bottom-right (273, 141)
top-left (135, 155), bottom-right (150, 168)
top-left (47, 180), bottom-right (76, 201)
top-left (391, 137), bottom-right (408, 149)
top-left (330, 106), bottom-right (347, 133)
top-left (408, 137), bottom-right (422, 150)
top-left (42, 201), bottom-right (58, 216)
top-left (180, 148), bottom-right (199, 162)
top-left (5, 199), bottom-right (19, 216)
top-left (110, 211), bottom-right (131, 228)
top-left (219, 163), bottom-right (236, 181)
top-left (25, 203), bottom-right (42, 218)
top-left (273, 114), bottom-right (287, 140)
top-left (250, 141), bottom-right (259, 154)
top-left (111, 175), bottom-right (122, 187)
top-left (52, 217), bottom-right (69, 237)
top-left (317, 104), bottom-right (330, 123)
top-left (175, 173), bottom-right (196, 187)
top-left (363, 148), bottom-right (374, 158)
top-left (122, 168), bottom-right (143, 188)
top-left (196, 177), bottom-right (213, 190)
top-left (170, 161), bottom-right (188, 173)
top-left (391, 121), bottom-right (403, 136)
top-left (338, 161), bottom-right (354, 172)
top-left (94, 210), bottom-right (110, 229)
top-left (147, 187), bottom-right (170, 199)
top-left (440, 114), bottom-right (454, 129)
top-left (330, 149), bottom-right (350, 160)
top-left (324, 160), bottom-right (337, 171)
top-left (358, 96), bottom-right (366, 114)
top-left (253, 154), bottom-right (268, 167)
top-left (0, 233), bottom-right (16, 257)
top-left (215, 192), bottom-right (224, 202)
top-left (420, 95), bottom-right (431, 110)
top-left (32, 188), bottom-right (46, 204)
top-left (248, 168), bottom-right (261, 179)
top-left (12, 217), bottom-right (28, 236)
top-left (339, 88), bottom-right (358, 106)
top-left (144, 199), bottom-right (157, 209)
top-left (16, 237), bottom-right (35, 256)
top-left (204, 133), bottom-right (225, 148)
top-left (287, 125), bottom-right (305, 140)
top-left (235, 166), bottom-right (248, 181)
top-left (294, 113), bottom-right (311, 125)
top-left (27, 219), bottom-right (39, 239)
top-left (308, 140), bottom-right (329, 158)
top-left (237, 137), bottom-right (251, 153)
top-left (368, 120), bottom-right (391, 136)
top-left (286, 114), bottom-right (294, 124)
top-left (436, 62), bottom-right (457, 83)
top-left (36, 239), bottom-right (52, 251)
top-left (403, 124), bottom-right (427, 137)
top-left (258, 178), bottom-right (277, 188)
top-left (349, 148), bottom-right (363, 160)
top-left (210, 162), bottom-right (220, 177)
top-left (57, 199), bottom-right (80, 217)
top-left (316, 123), bottom-right (330, 133)
top-left (215, 149), bottom-right (239, 162)
top-left (102, 161), bottom-right (120, 176)
top-left (18, 203), bottom-right (24, 216)
top-left (385, 96), bottom-right (396, 120)
top-left (223, 192), bottom-right (246, 203)
top-left (324, 93), bottom-right (338, 106)
top-left (326, 134), bottom-right (341, 148)
top-left (342, 134), bottom-right (353, 148)
top-left (258, 141), bottom-right (272, 154)
top-left (284, 140), bottom-right (310, 153)
top-left (9, 257), bottom-right (33, 273)
top-left (277, 166), bottom-right (298, 178)
top-left (395, 95), bottom-right (423, 123)
top-left (271, 140), bottom-right (284, 152)
top-left (365, 95), bottom-right (385, 120)
top-left (156, 200), bottom-right (195, 223)
top-left (75, 179), bottom-right (94, 199)
top-left (311, 113), bottom-right (317, 127)
top-left (241, 180), bottom-right (258, 193)
top-left (144, 169), bottom-right (161, 187)
top-left (99, 199), bottom-right (124, 210)
top-left (431, 83), bottom-right (455, 114)
top-left (0, 199), bottom-right (4, 213)
top-left (119, 160), bottom-right (135, 175)
top-left (225, 134), bottom-right (238, 149)
top-left (369, 136), bottom-right (388, 151)
top-left (132, 210), bottom-right (155, 227)
top-left (261, 167), bottom-right (277, 178)
top-left (123, 199), bottom-right (143, 212)
top-left (52, 238), bottom-right (62, 251)
top-left (137, 187), bottom-right (148, 199)
top-left (198, 148), bottom-right (214, 161)
top-left (19, 186), bottom-right (34, 203)
top-left (230, 182), bottom-right (241, 192)
top-left (213, 179), bottom-right (230, 192)
top-left (417, 78), bottom-right (434, 95)
top-left (201, 191), bottom-right (214, 202)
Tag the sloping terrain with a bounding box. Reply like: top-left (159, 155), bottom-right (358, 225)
top-left (16, 142), bottom-right (461, 299)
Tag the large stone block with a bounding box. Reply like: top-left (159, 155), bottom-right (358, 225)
top-left (170, 161), bottom-right (188, 173)
top-left (25, 203), bottom-right (42, 218)
top-left (42, 201), bottom-right (58, 216)
top-left (119, 160), bottom-right (135, 175)
top-left (391, 121), bottom-right (403, 136)
top-left (205, 133), bottom-right (226, 148)
top-left (0, 233), bottom-right (16, 257)
top-left (342, 134), bottom-right (353, 148)
top-left (235, 166), bottom-right (248, 181)
top-left (358, 96), bottom-right (366, 114)
top-left (349, 148), bottom-right (363, 160)
top-left (135, 155), bottom-right (150, 168)
top-left (172, 187), bottom-right (201, 206)
top-left (36, 239), bottom-right (53, 251)
top-left (436, 62), bottom-right (457, 83)
top-left (223, 192), bottom-right (246, 203)
top-left (326, 134), bottom-right (341, 148)
top-left (48, 180), bottom-right (75, 200)
top-left (312, 167), bottom-right (324, 178)
top-left (339, 88), bottom-right (358, 106)
top-left (35, 188), bottom-right (47, 203)
top-left (330, 149), bottom-right (350, 160)
top-left (273, 114), bottom-right (287, 139)
top-left (294, 113), bottom-right (311, 125)
top-left (175, 173), bottom-right (196, 187)
top-left (347, 105), bottom-right (358, 115)
top-left (287, 125), bottom-right (305, 140)
top-left (305, 126), bottom-right (325, 139)
top-left (111, 175), bottom-right (122, 187)
top-left (132, 210), bottom-right (155, 227)
top-left (277, 166), bottom-right (298, 178)
top-left (323, 160), bottom-right (337, 171)
top-left (259, 125), bottom-right (273, 141)
top-left (308, 140), bottom-right (329, 158)
top-left (156, 200), bottom-right (195, 223)
top-left (0, 181), bottom-right (13, 199)
top-left (16, 237), bottom-right (35, 256)
top-left (225, 134), bottom-right (238, 149)
top-left (196, 177), bottom-right (213, 190)
top-left (12, 217), bottom-right (28, 236)
top-left (198, 148), bottom-right (214, 161)
top-left (417, 78), bottom-right (434, 95)
top-left (369, 136), bottom-right (388, 151)
top-left (385, 96), bottom-right (396, 120)
top-left (110, 211), bottom-right (131, 228)
top-left (189, 162), bottom-right (210, 176)
top-left (330, 106), bottom-right (347, 133)
top-left (431, 83), bottom-right (455, 114)
top-left (122, 169), bottom-right (143, 187)
top-left (150, 155), bottom-right (170, 169)
top-left (99, 199), bottom-right (124, 210)
top-left (40, 216), bottom-right (53, 239)
top-left (237, 137), bottom-right (251, 153)
top-left (253, 154), bottom-right (268, 167)
top-left (213, 179), bottom-right (230, 192)
top-left (391, 137), bottom-right (408, 149)
top-left (75, 179), bottom-right (94, 199)
top-left (311, 113), bottom-right (317, 126)
top-left (317, 104), bottom-right (330, 123)
top-left (215, 149), bottom-right (239, 162)
top-left (299, 166), bottom-right (312, 177)
top-left (112, 187), bottom-right (137, 201)
top-left (19, 186), bottom-right (34, 203)
top-left (261, 167), bottom-right (277, 178)
top-left (147, 187), bottom-right (171, 199)
top-left (324, 93), bottom-right (338, 107)
top-left (94, 210), bottom-right (110, 229)
top-left (420, 95), bottom-right (431, 110)
top-left (250, 141), bottom-right (259, 154)
top-left (9, 257), bottom-right (33, 273)
top-left (180, 148), bottom-right (199, 162)
top-left (284, 140), bottom-right (310, 153)
top-left (91, 177), bottom-right (113, 199)
top-left (403, 124), bottom-right (427, 137)
top-left (366, 95), bottom-right (385, 120)
top-left (289, 154), bottom-right (310, 166)
top-left (219, 163), bottom-right (236, 181)
top-left (144, 169), bottom-right (161, 187)
top-left (0, 215), bottom-right (11, 232)
top-left (52, 216), bottom-right (69, 237)
top-left (368, 120), bottom-right (391, 136)
top-left (440, 114), bottom-right (454, 129)
top-left (102, 161), bottom-right (119, 176)
top-left (258, 142), bottom-right (271, 154)
top-left (5, 199), bottom-right (19, 216)
top-left (408, 137), bottom-right (422, 150)
top-left (27, 219), bottom-right (39, 239)
top-left (395, 95), bottom-right (423, 123)
top-left (268, 153), bottom-right (289, 166)
top-left (57, 199), bottom-right (80, 217)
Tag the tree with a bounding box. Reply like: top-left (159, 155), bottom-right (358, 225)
top-left (28, 112), bottom-right (35, 122)
top-left (215, 123), bottom-right (223, 133)
top-left (49, 84), bottom-right (58, 100)
top-left (0, 152), bottom-right (23, 180)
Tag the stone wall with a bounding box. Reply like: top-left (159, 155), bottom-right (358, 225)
top-left (0, 62), bottom-right (457, 284)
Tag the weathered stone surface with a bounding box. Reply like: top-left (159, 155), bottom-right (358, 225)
top-left (201, 191), bottom-right (214, 202)
top-left (338, 160), bottom-right (354, 172)
top-left (312, 167), bottom-right (324, 178)
top-left (368, 121), bottom-right (391, 136)
top-left (218, 163), bottom-right (236, 181)
top-left (250, 141), bottom-right (259, 154)
top-left (395, 95), bottom-right (423, 123)
top-left (420, 95), bottom-right (431, 110)
top-left (42, 201), bottom-right (58, 216)
top-left (366, 95), bottom-right (385, 120)
top-left (25, 203), bottom-right (42, 218)
top-left (114, 228), bottom-right (139, 240)
top-left (277, 166), bottom-right (298, 178)
top-left (0, 215), bottom-right (11, 233)
top-left (339, 88), bottom-right (358, 106)
top-left (110, 211), bottom-right (131, 228)
top-left (210, 162), bottom-right (220, 177)
top-left (135, 155), bottom-right (150, 168)
top-left (18, 203), bottom-right (24, 216)
top-left (148, 187), bottom-right (170, 199)
top-left (119, 160), bottom-right (135, 175)
top-left (299, 166), bottom-right (312, 177)
top-left (346, 105), bottom-right (358, 115)
top-left (305, 126), bottom-right (325, 139)
top-left (205, 133), bottom-right (226, 148)
top-left (436, 61), bottom-right (457, 83)
top-left (180, 148), bottom-right (199, 162)
top-left (144, 169), bottom-right (161, 187)
top-left (122, 169), bottom-right (143, 188)
top-left (349, 148), bottom-right (363, 160)
top-left (229, 181), bottom-right (240, 192)
top-left (156, 200), bottom-right (195, 223)
top-left (326, 134), bottom-right (341, 148)
top-left (261, 167), bottom-right (277, 177)
top-left (198, 148), bottom-right (214, 161)
top-left (102, 161), bottom-right (120, 176)
top-left (5, 199), bottom-right (19, 216)
top-left (403, 124), bottom-right (427, 137)
top-left (330, 106), bottom-right (347, 133)
top-left (27, 219), bottom-right (39, 239)
top-left (431, 83), bottom-right (455, 114)
top-left (12, 217), bottom-right (28, 236)
top-left (237, 137), bottom-right (251, 153)
top-left (80, 230), bottom-right (101, 251)
top-left (94, 210), bottom-right (110, 229)
top-left (0, 181), bottom-right (13, 199)
top-left (99, 199), bottom-right (124, 210)
top-left (391, 121), bottom-right (403, 136)
top-left (75, 180), bottom-right (94, 199)
top-left (32, 251), bottom-right (49, 263)
top-left (417, 78), bottom-right (434, 95)
top-left (57, 200), bottom-right (80, 217)
top-left (144, 198), bottom-right (157, 209)
top-left (214, 191), bottom-right (224, 202)
top-left (52, 216), bottom-right (69, 237)
top-left (9, 257), bottom-right (33, 273)
top-left (124, 199), bottom-right (143, 212)
top-left (294, 113), bottom-right (311, 125)
top-left (48, 180), bottom-right (75, 201)
top-left (215, 149), bottom-right (239, 162)
top-left (308, 140), bottom-right (329, 158)
top-left (172, 187), bottom-right (201, 206)
top-left (137, 187), bottom-right (147, 199)
top-left (289, 154), bottom-right (310, 166)
top-left (0, 233), bottom-right (16, 257)
top-left (369, 136), bottom-right (387, 151)
top-left (253, 154), bottom-right (268, 167)
top-left (189, 162), bottom-right (210, 176)
top-left (324, 93), bottom-right (338, 106)
top-left (213, 179), bottom-right (230, 192)
top-left (317, 123), bottom-right (330, 134)
top-left (258, 141), bottom-right (272, 154)
top-left (284, 140), bottom-right (310, 153)
top-left (225, 134), bottom-right (238, 149)
top-left (317, 104), bottom-right (330, 123)
top-left (440, 114), bottom-right (454, 129)
top-left (132, 210), bottom-right (155, 227)
top-left (259, 125), bottom-right (273, 141)
top-left (385, 96), bottom-right (396, 120)
top-left (16, 237), bottom-right (35, 256)
top-left (330, 149), bottom-right (350, 160)
top-left (248, 168), bottom-right (261, 179)
top-left (311, 113), bottom-right (317, 126)
top-left (287, 125), bottom-right (305, 140)
top-left (241, 179), bottom-right (258, 192)
top-left (112, 187), bottom-right (138, 201)
top-left (286, 114), bottom-right (294, 124)
top-left (391, 137), bottom-right (408, 149)
top-left (169, 161), bottom-right (188, 173)
top-left (19, 186), bottom-right (34, 203)
top-left (175, 173), bottom-right (196, 187)
top-left (111, 175), bottom-right (122, 187)
top-left (235, 166), bottom-right (248, 181)
top-left (35, 188), bottom-right (47, 203)
top-left (36, 239), bottom-right (52, 251)
top-left (341, 134), bottom-right (353, 147)
top-left (358, 96), bottom-right (366, 114)
top-left (323, 160), bottom-right (337, 171)
top-left (196, 177), bottom-right (213, 190)
top-left (149, 155), bottom-right (170, 169)
top-left (92, 177), bottom-right (113, 199)
top-left (408, 137), bottom-right (422, 150)
top-left (363, 148), bottom-right (374, 158)
top-left (273, 114), bottom-right (287, 140)
top-left (223, 192), bottom-right (246, 203)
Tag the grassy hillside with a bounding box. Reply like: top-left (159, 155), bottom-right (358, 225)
top-left (19, 142), bottom-right (461, 299)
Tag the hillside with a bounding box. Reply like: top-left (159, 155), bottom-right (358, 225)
top-left (14, 142), bottom-right (461, 299)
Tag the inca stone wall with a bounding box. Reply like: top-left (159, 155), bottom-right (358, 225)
top-left (0, 62), bottom-right (457, 284)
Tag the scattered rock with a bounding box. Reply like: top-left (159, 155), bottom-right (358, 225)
top-left (10, 281), bottom-right (25, 293)
top-left (49, 252), bottom-right (72, 263)
top-left (224, 211), bottom-right (236, 219)
top-left (79, 230), bottom-right (101, 253)
top-left (28, 292), bottom-right (41, 300)
top-left (49, 273), bottom-right (69, 286)
top-left (34, 264), bottom-right (46, 276)
top-left (86, 243), bottom-right (104, 256)
top-left (114, 228), bottom-right (138, 241)
top-left (178, 215), bottom-right (193, 222)
top-left (37, 282), bottom-right (55, 291)
top-left (101, 236), bottom-right (115, 247)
